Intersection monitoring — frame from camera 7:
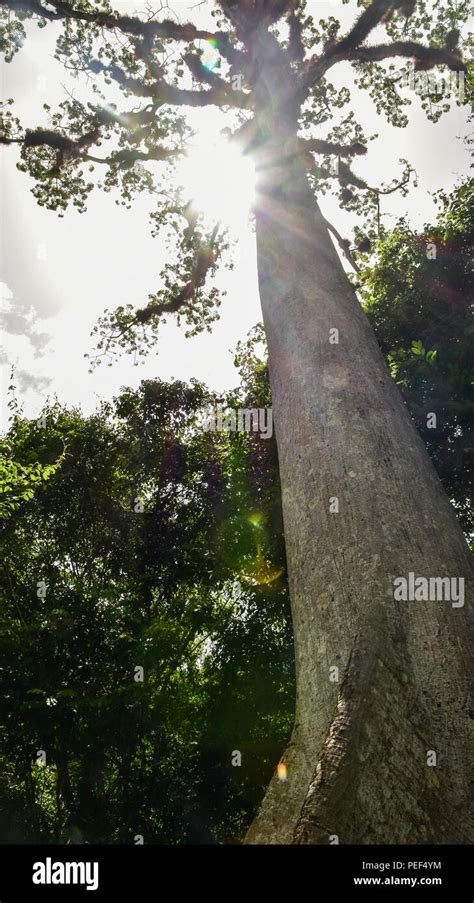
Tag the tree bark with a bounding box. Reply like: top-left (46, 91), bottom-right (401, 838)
top-left (244, 144), bottom-right (473, 844)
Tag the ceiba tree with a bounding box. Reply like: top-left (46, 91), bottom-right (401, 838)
top-left (1, 0), bottom-right (472, 843)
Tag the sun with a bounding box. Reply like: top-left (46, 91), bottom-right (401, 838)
top-left (174, 131), bottom-right (256, 232)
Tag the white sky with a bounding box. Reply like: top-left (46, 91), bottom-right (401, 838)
top-left (0, 0), bottom-right (471, 426)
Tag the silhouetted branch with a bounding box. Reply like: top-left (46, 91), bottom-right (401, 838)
top-left (3, 0), bottom-right (226, 43)
top-left (302, 138), bottom-right (367, 157)
top-left (301, 0), bottom-right (465, 92)
top-left (351, 42), bottom-right (465, 71)
top-left (134, 224), bottom-right (220, 325)
top-left (87, 57), bottom-right (249, 108)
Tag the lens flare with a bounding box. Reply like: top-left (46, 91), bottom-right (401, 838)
top-left (248, 512), bottom-right (264, 528)
top-left (174, 133), bottom-right (255, 231)
top-left (202, 38), bottom-right (220, 72)
top-left (238, 544), bottom-right (284, 586)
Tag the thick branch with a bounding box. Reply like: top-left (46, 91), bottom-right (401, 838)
top-left (183, 52), bottom-right (228, 89)
top-left (336, 0), bottom-right (395, 54)
top-left (316, 160), bottom-right (369, 190)
top-left (2, 126), bottom-right (101, 172)
top-left (1, 121), bottom-right (180, 175)
top-left (87, 57), bottom-right (249, 108)
top-left (87, 147), bottom-right (176, 167)
top-left (302, 138), bottom-right (367, 158)
top-left (301, 0), bottom-right (465, 92)
top-left (21, 126), bottom-right (100, 152)
top-left (352, 42), bottom-right (465, 71)
top-left (288, 7), bottom-right (305, 64)
top-left (301, 0), bottom-right (395, 89)
top-left (3, 0), bottom-right (227, 44)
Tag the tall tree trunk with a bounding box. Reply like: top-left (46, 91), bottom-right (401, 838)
top-left (244, 144), bottom-right (473, 844)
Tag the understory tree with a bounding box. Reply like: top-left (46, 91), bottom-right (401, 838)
top-left (1, 0), bottom-right (472, 843)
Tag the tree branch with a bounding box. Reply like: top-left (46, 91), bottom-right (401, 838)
top-left (3, 126), bottom-right (101, 173)
top-left (310, 156), bottom-right (413, 199)
top-left (3, 0), bottom-right (252, 101)
top-left (87, 57), bottom-right (249, 108)
top-left (2, 123), bottom-right (179, 176)
top-left (301, 138), bottom-right (367, 158)
top-left (301, 0), bottom-right (395, 89)
top-left (336, 0), bottom-right (396, 53)
top-left (300, 0), bottom-right (465, 92)
top-left (3, 0), bottom-right (228, 44)
top-left (134, 224), bottom-right (220, 325)
top-left (87, 146), bottom-right (176, 167)
top-left (316, 159), bottom-right (369, 190)
top-left (351, 42), bottom-right (465, 71)
top-left (183, 51), bottom-right (228, 89)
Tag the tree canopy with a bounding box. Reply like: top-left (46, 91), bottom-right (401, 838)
top-left (1, 0), bottom-right (471, 366)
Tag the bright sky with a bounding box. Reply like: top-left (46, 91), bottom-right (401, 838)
top-left (0, 0), bottom-right (471, 426)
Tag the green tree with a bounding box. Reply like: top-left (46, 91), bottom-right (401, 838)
top-left (0, 377), bottom-right (64, 519)
top-left (1, 0), bottom-right (472, 843)
top-left (361, 178), bottom-right (473, 536)
top-left (0, 378), bottom-right (293, 843)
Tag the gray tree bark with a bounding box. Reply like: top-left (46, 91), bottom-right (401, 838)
top-left (244, 142), bottom-right (473, 844)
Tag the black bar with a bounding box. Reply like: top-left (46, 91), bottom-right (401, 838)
top-left (0, 844), bottom-right (471, 900)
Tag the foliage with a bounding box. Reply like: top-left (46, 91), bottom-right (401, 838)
top-left (0, 445), bottom-right (62, 518)
top-left (360, 179), bottom-right (473, 534)
top-left (0, 0), bottom-right (471, 360)
top-left (0, 378), bottom-right (65, 519)
top-left (0, 373), bottom-right (293, 844)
